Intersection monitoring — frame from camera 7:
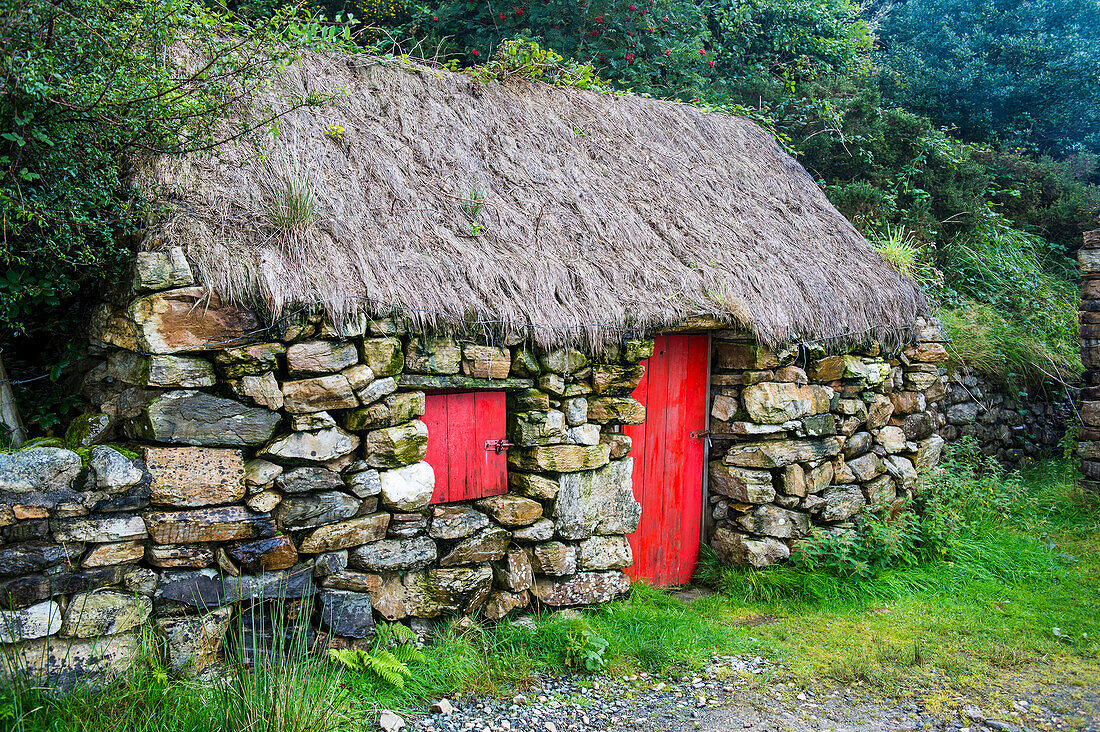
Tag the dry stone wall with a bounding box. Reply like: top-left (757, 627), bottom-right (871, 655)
top-left (706, 324), bottom-right (948, 567)
top-left (1078, 228), bottom-right (1100, 493)
top-left (1, 247), bottom-right (647, 686)
top-left (939, 370), bottom-right (1073, 466)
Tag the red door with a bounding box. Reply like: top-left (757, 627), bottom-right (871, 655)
top-left (423, 391), bottom-right (509, 504)
top-left (623, 334), bottom-right (709, 586)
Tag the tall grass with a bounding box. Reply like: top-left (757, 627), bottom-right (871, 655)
top-left (697, 440), bottom-right (1089, 608)
top-left (938, 214), bottom-right (1079, 384)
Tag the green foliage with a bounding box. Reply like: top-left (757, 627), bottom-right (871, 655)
top-left (697, 439), bottom-right (1087, 608)
top-left (0, 0), bottom-right (354, 433)
top-left (329, 622), bottom-right (426, 688)
top-left (218, 603), bottom-right (355, 732)
top-left (562, 627), bottom-right (610, 672)
top-left (463, 38), bottom-right (607, 89)
top-left (937, 214), bottom-right (1079, 383)
top-left (877, 0), bottom-right (1100, 156)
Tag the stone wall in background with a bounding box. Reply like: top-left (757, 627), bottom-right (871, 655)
top-left (706, 325), bottom-right (948, 568)
top-left (1, 246), bottom-right (649, 687)
top-left (1078, 229), bottom-right (1100, 494)
top-left (939, 370), bottom-right (1074, 467)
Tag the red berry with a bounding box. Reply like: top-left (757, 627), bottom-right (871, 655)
top-left (472, 49), bottom-right (480, 56)
top-left (629, 3), bottom-right (636, 9)
top-left (662, 14), bottom-right (667, 20)
top-left (664, 48), bottom-right (671, 56)
top-left (699, 49), bottom-right (706, 55)
top-left (708, 60), bottom-right (715, 67)
top-left (626, 52), bottom-right (634, 62)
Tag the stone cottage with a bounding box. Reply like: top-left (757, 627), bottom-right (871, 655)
top-left (0, 53), bottom-right (947, 683)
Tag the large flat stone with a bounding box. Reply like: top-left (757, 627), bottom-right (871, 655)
top-left (723, 437), bottom-right (842, 469)
top-left (586, 397), bottom-right (645, 425)
top-left (225, 535), bottom-right (298, 572)
top-left (299, 514), bottom-right (391, 553)
top-left (428, 505), bottom-right (489, 540)
top-left (145, 447), bottom-right (245, 508)
top-left (474, 494), bottom-right (543, 526)
top-left (349, 536), bottom-right (437, 571)
top-left (274, 491), bottom-right (360, 530)
top-left (397, 375), bottom-right (534, 391)
top-left (0, 542), bottom-right (84, 577)
top-left (133, 390), bottom-right (281, 447)
top-left (0, 600), bottom-right (62, 643)
top-left (709, 463), bottom-right (775, 503)
top-left (577, 535), bottom-right (633, 571)
top-left (260, 427), bottom-right (360, 464)
top-left (286, 341), bottom-right (359, 376)
top-left (742, 383), bottom-right (831, 424)
top-left (93, 287), bottom-right (259, 354)
top-left (319, 590), bottom-right (376, 638)
top-left (439, 527), bottom-right (510, 567)
top-left (61, 591), bottom-right (151, 638)
top-left (81, 541), bottom-right (145, 568)
top-left (0, 448), bottom-right (82, 494)
top-left (282, 375), bottom-right (357, 413)
top-left (553, 458), bottom-right (640, 540)
top-left (379, 462), bottom-right (435, 510)
top-left (711, 527), bottom-right (789, 568)
top-left (508, 444), bottom-right (611, 473)
top-left (0, 566), bottom-right (127, 609)
top-left (144, 506), bottom-right (275, 544)
top-left (52, 515), bottom-right (147, 543)
top-left (531, 571), bottom-right (630, 606)
top-left (0, 632), bottom-right (139, 691)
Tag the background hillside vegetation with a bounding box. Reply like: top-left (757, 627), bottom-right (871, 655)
top-left (2, 0), bottom-right (1098, 436)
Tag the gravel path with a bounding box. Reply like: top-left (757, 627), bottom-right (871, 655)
top-left (399, 655), bottom-right (1100, 732)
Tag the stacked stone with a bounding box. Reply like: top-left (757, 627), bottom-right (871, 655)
top-left (940, 370), bottom-right (1072, 465)
top-left (1, 247), bottom-right (646, 685)
top-left (1078, 229), bottom-right (1100, 493)
top-left (707, 319), bottom-right (948, 568)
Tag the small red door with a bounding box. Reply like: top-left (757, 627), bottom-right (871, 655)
top-left (623, 334), bottom-right (709, 586)
top-left (423, 391), bottom-right (509, 504)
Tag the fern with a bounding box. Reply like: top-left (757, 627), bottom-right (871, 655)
top-left (326, 622), bottom-right (424, 688)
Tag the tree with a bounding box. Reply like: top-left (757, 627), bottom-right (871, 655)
top-left (0, 0), bottom-right (351, 432)
top-left (877, 0), bottom-right (1100, 155)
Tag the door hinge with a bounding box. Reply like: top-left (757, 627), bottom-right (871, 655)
top-left (484, 439), bottom-right (511, 454)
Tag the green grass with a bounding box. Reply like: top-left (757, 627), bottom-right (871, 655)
top-left (6, 457), bottom-right (1099, 731)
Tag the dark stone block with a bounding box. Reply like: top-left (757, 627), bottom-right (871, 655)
top-left (319, 590), bottom-right (375, 638)
top-left (92, 485), bottom-right (151, 513)
top-left (0, 541), bottom-right (84, 577)
top-left (397, 374), bottom-right (534, 392)
top-left (0, 565), bottom-right (126, 609)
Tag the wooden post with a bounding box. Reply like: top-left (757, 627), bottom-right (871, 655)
top-left (0, 352), bottom-right (28, 448)
top-left (1078, 229), bottom-right (1100, 494)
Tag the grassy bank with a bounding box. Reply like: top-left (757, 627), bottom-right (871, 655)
top-left (5, 451), bottom-right (1098, 731)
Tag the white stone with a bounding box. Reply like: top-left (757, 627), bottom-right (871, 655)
top-left (0, 600), bottom-right (62, 643)
top-left (565, 424), bottom-right (601, 446)
top-left (89, 446), bottom-right (144, 491)
top-left (379, 462), bottom-right (435, 511)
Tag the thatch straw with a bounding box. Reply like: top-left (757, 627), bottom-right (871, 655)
top-left (138, 52), bottom-right (927, 353)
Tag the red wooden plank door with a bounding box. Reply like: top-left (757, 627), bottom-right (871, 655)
top-left (424, 391), bottom-right (508, 503)
top-left (623, 334), bottom-right (709, 586)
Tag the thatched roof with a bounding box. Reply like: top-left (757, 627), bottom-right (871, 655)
top-left (139, 52), bottom-right (928, 352)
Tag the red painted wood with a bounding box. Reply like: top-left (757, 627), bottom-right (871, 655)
top-left (624, 334), bottom-right (709, 586)
top-left (425, 391), bottom-right (508, 504)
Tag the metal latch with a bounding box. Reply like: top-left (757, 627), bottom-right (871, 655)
top-left (689, 430), bottom-right (709, 439)
top-left (484, 439), bottom-right (511, 454)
